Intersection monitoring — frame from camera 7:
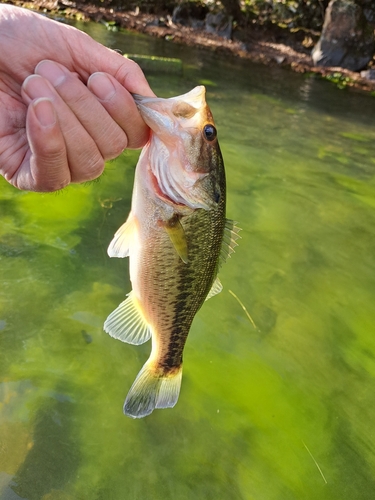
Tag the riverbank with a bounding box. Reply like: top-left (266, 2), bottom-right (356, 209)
top-left (5, 0), bottom-right (375, 94)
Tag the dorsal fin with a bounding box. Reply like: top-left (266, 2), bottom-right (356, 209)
top-left (205, 220), bottom-right (240, 301)
top-left (205, 276), bottom-right (223, 301)
top-left (108, 212), bottom-right (138, 258)
top-left (219, 219), bottom-right (241, 268)
top-left (104, 292), bottom-right (151, 345)
top-left (164, 214), bottom-right (188, 264)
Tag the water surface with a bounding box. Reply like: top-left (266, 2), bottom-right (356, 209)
top-left (1, 21), bottom-right (375, 500)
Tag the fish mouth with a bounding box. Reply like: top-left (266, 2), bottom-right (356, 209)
top-left (135, 86), bottom-right (218, 211)
top-left (133, 86), bottom-right (207, 136)
top-left (133, 86), bottom-right (206, 110)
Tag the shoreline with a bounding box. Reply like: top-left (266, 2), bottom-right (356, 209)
top-left (6, 0), bottom-right (375, 94)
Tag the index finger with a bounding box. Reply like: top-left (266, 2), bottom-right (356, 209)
top-left (88, 72), bottom-right (150, 149)
top-left (69, 36), bottom-right (155, 97)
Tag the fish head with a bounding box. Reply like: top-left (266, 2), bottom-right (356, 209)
top-left (134, 86), bottom-right (224, 211)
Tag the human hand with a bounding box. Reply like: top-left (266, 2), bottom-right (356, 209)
top-left (0, 4), bottom-right (154, 191)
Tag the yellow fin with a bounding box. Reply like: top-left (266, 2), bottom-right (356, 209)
top-left (108, 212), bottom-right (138, 258)
top-left (205, 277), bottom-right (223, 301)
top-left (103, 291), bottom-right (151, 345)
top-left (164, 215), bottom-right (188, 264)
top-left (124, 361), bottom-right (183, 418)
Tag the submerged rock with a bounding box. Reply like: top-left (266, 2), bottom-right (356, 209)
top-left (312, 0), bottom-right (375, 71)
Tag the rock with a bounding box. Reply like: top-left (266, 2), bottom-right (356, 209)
top-left (312, 0), bottom-right (375, 71)
top-left (205, 12), bottom-right (232, 39)
top-left (172, 2), bottom-right (208, 29)
top-left (172, 4), bottom-right (233, 38)
top-left (360, 68), bottom-right (375, 79)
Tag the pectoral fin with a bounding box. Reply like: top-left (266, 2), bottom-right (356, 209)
top-left (108, 212), bottom-right (138, 258)
top-left (164, 215), bottom-right (188, 264)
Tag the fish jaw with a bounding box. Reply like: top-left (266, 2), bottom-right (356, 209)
top-left (133, 86), bottom-right (223, 211)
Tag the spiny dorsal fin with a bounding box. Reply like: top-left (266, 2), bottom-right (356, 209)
top-left (164, 214), bottom-right (188, 264)
top-left (103, 291), bottom-right (151, 345)
top-left (108, 212), bottom-right (138, 258)
top-left (219, 219), bottom-right (241, 268)
top-left (205, 276), bottom-right (223, 301)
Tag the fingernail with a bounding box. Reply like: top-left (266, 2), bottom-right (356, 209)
top-left (88, 73), bottom-right (116, 101)
top-left (23, 74), bottom-right (54, 101)
top-left (36, 60), bottom-right (67, 87)
top-left (32, 98), bottom-right (56, 127)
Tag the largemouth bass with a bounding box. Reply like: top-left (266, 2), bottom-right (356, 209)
top-left (104, 86), bottom-right (239, 419)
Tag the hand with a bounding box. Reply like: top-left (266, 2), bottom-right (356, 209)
top-left (0, 4), bottom-right (154, 191)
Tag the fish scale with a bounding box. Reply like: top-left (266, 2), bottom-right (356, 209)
top-left (104, 86), bottom-right (239, 418)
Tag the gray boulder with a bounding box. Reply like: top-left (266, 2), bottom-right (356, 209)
top-left (312, 0), bottom-right (375, 71)
top-left (205, 12), bottom-right (232, 39)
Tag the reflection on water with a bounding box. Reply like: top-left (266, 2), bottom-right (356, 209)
top-left (1, 21), bottom-right (375, 500)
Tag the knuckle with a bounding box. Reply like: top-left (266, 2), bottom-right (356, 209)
top-left (127, 128), bottom-right (150, 150)
top-left (105, 134), bottom-right (128, 160)
top-left (75, 155), bottom-right (105, 182)
top-left (31, 160), bottom-right (71, 192)
top-left (34, 177), bottom-right (70, 192)
top-left (116, 59), bottom-right (146, 86)
top-left (124, 58), bottom-right (142, 75)
top-left (91, 157), bottom-right (105, 179)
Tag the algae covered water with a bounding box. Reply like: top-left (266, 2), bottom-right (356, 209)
top-left (1, 21), bottom-right (375, 500)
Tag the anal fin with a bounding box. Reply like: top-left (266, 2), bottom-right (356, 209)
top-left (104, 291), bottom-right (151, 345)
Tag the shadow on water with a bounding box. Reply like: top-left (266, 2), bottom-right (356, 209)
top-left (11, 389), bottom-right (80, 500)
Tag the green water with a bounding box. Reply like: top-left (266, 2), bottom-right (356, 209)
top-left (1, 22), bottom-right (375, 500)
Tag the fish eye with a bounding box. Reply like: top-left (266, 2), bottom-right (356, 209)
top-left (203, 124), bottom-right (217, 142)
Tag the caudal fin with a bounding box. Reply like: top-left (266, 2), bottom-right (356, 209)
top-left (124, 362), bottom-right (183, 419)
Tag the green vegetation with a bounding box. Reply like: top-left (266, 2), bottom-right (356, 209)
top-left (323, 72), bottom-right (354, 89)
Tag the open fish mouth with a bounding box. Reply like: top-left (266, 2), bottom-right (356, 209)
top-left (134, 86), bottom-right (221, 211)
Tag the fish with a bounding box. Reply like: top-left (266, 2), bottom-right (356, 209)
top-left (104, 86), bottom-right (240, 419)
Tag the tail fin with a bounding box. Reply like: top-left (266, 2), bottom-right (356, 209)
top-left (123, 362), bottom-right (183, 419)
